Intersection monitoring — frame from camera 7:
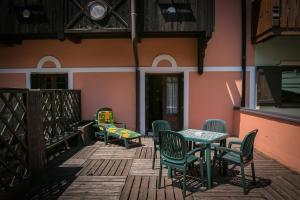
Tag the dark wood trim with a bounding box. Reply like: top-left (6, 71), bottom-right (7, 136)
top-left (136, 0), bottom-right (144, 42)
top-left (1, 0), bottom-right (215, 44)
top-left (135, 69), bottom-right (140, 132)
top-left (56, 0), bottom-right (65, 40)
top-left (241, 0), bottom-right (246, 107)
top-left (9, 32), bottom-right (209, 40)
top-left (197, 36), bottom-right (207, 74)
top-left (0, 88), bottom-right (29, 92)
top-left (251, 0), bottom-right (261, 43)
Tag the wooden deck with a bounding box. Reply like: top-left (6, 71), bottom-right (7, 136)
top-left (22, 137), bottom-right (300, 200)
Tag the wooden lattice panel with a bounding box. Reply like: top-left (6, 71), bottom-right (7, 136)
top-left (62, 90), bottom-right (81, 130)
top-left (41, 90), bottom-right (81, 147)
top-left (0, 89), bottom-right (29, 191)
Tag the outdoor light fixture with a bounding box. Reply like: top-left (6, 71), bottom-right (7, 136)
top-left (22, 9), bottom-right (30, 18)
top-left (88, 0), bottom-right (108, 21)
top-left (167, 6), bottom-right (176, 14)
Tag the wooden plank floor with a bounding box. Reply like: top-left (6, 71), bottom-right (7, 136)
top-left (24, 137), bottom-right (300, 200)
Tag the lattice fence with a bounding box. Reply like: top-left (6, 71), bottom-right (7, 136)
top-left (0, 89), bottom-right (29, 191)
top-left (41, 90), bottom-right (81, 147)
top-left (0, 89), bottom-right (81, 192)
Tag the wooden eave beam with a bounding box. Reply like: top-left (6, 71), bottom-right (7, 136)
top-left (197, 36), bottom-right (208, 74)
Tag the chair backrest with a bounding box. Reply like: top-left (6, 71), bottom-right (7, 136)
top-left (96, 107), bottom-right (114, 124)
top-left (202, 119), bottom-right (227, 133)
top-left (98, 107), bottom-right (112, 112)
top-left (152, 120), bottom-right (171, 138)
top-left (159, 130), bottom-right (187, 161)
top-left (240, 129), bottom-right (258, 161)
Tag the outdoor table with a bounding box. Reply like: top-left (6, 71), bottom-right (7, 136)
top-left (178, 129), bottom-right (228, 189)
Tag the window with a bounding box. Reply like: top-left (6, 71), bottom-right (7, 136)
top-left (31, 74), bottom-right (68, 89)
top-left (257, 66), bottom-right (300, 107)
top-left (166, 77), bottom-right (178, 114)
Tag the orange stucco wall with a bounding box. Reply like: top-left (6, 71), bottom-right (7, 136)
top-left (0, 38), bottom-right (197, 67)
top-left (0, 73), bottom-right (26, 88)
top-left (189, 72), bottom-right (242, 134)
top-left (205, 0), bottom-right (254, 66)
top-left (233, 110), bottom-right (300, 173)
top-left (73, 72), bottom-right (136, 129)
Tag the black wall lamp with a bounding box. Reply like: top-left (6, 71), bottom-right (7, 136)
top-left (13, 0), bottom-right (47, 24)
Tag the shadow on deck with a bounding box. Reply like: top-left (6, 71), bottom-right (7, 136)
top-left (10, 138), bottom-right (300, 200)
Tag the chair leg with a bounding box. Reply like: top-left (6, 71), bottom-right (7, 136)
top-left (158, 162), bottom-right (162, 188)
top-left (222, 160), bottom-right (228, 176)
top-left (124, 139), bottom-right (129, 149)
top-left (183, 166), bottom-right (187, 198)
top-left (218, 160), bottom-right (222, 176)
top-left (200, 150), bottom-right (205, 162)
top-left (104, 132), bottom-right (108, 145)
top-left (212, 156), bottom-right (216, 169)
top-left (251, 162), bottom-right (256, 185)
top-left (199, 159), bottom-right (204, 179)
top-left (152, 146), bottom-right (156, 169)
top-left (191, 162), bottom-right (195, 171)
top-left (214, 148), bottom-right (218, 159)
top-left (240, 164), bottom-right (247, 194)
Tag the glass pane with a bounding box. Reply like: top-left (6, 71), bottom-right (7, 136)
top-left (46, 77), bottom-right (52, 89)
top-left (257, 67), bottom-right (300, 107)
top-left (281, 68), bottom-right (300, 106)
top-left (56, 76), bottom-right (68, 89)
top-left (166, 77), bottom-right (178, 114)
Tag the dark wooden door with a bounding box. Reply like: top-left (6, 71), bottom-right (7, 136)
top-left (146, 73), bottom-right (183, 133)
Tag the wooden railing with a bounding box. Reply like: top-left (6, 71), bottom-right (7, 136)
top-left (252, 0), bottom-right (300, 43)
top-left (280, 0), bottom-right (300, 30)
top-left (0, 89), bottom-right (81, 192)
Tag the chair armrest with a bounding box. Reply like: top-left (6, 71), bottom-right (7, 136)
top-left (228, 139), bottom-right (242, 148)
top-left (93, 122), bottom-right (106, 131)
top-left (215, 147), bottom-right (243, 155)
top-left (93, 122), bottom-right (99, 128)
top-left (187, 146), bottom-right (206, 156)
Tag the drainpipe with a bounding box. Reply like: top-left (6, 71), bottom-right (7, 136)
top-left (131, 0), bottom-right (140, 132)
top-left (241, 0), bottom-right (246, 107)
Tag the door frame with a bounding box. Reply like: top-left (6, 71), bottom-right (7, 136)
top-left (139, 54), bottom-right (189, 135)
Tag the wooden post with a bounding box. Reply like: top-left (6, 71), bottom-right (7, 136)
top-left (27, 90), bottom-right (46, 179)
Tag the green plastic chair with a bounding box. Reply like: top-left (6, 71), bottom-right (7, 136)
top-left (203, 119), bottom-right (228, 153)
top-left (158, 130), bottom-right (205, 198)
top-left (214, 129), bottom-right (258, 194)
top-left (151, 120), bottom-right (171, 169)
top-left (203, 119), bottom-right (227, 134)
